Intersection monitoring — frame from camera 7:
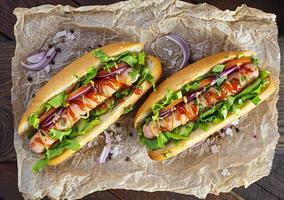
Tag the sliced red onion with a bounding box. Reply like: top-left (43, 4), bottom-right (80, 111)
top-left (53, 30), bottom-right (67, 40)
top-left (96, 132), bottom-right (112, 164)
top-left (21, 47), bottom-right (56, 71)
top-left (210, 66), bottom-right (238, 86)
top-left (96, 63), bottom-right (129, 79)
top-left (68, 84), bottom-right (93, 102)
top-left (165, 34), bottom-right (190, 68)
top-left (26, 50), bottom-right (47, 63)
top-left (159, 109), bottom-right (173, 118)
top-left (41, 107), bottom-right (64, 128)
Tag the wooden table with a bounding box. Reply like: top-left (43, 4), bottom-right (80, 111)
top-left (0, 1), bottom-right (283, 200)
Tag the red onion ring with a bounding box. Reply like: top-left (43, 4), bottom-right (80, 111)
top-left (96, 63), bottom-right (129, 79)
top-left (67, 84), bottom-right (93, 102)
top-left (96, 132), bottom-right (112, 164)
top-left (26, 50), bottom-right (47, 63)
top-left (21, 47), bottom-right (56, 71)
top-left (41, 107), bottom-right (64, 128)
top-left (165, 34), bottom-right (190, 68)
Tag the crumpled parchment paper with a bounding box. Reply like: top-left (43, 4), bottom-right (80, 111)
top-left (11, 0), bottom-right (280, 199)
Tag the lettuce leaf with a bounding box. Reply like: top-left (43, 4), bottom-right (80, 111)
top-left (50, 129), bottom-right (72, 142)
top-left (32, 139), bottom-right (80, 173)
top-left (92, 49), bottom-right (111, 63)
top-left (138, 52), bottom-right (145, 65)
top-left (45, 91), bottom-right (67, 111)
top-left (81, 66), bottom-right (98, 85)
top-left (150, 88), bottom-right (177, 121)
top-left (28, 113), bottom-right (40, 129)
top-left (212, 64), bottom-right (225, 73)
top-left (119, 54), bottom-right (138, 66)
top-left (123, 105), bottom-right (134, 114)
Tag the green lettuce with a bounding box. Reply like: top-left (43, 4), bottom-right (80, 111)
top-left (150, 89), bottom-right (177, 121)
top-left (80, 66), bottom-right (98, 85)
top-left (32, 139), bottom-right (80, 173)
top-left (212, 64), bottom-right (225, 73)
top-left (50, 129), bottom-right (72, 142)
top-left (44, 91), bottom-right (67, 111)
top-left (123, 105), bottom-right (134, 114)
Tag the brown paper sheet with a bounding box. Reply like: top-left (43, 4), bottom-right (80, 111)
top-left (11, 0), bottom-right (280, 199)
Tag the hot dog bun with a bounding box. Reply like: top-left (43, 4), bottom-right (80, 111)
top-left (17, 42), bottom-right (162, 166)
top-left (49, 55), bottom-right (161, 165)
top-left (134, 51), bottom-right (276, 161)
top-left (19, 42), bottom-right (144, 135)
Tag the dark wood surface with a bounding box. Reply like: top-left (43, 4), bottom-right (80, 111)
top-left (0, 1), bottom-right (283, 200)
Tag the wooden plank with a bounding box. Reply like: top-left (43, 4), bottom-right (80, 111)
top-left (73, 0), bottom-right (123, 6)
top-left (233, 149), bottom-right (284, 200)
top-left (0, 0), bottom-right (79, 39)
top-left (0, 41), bottom-right (16, 162)
top-left (0, 162), bottom-right (122, 200)
top-left (0, 33), bottom-right (10, 42)
top-left (0, 163), bottom-right (23, 200)
top-left (109, 189), bottom-right (243, 200)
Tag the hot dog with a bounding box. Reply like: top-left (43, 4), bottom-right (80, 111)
top-left (134, 51), bottom-right (275, 161)
top-left (18, 42), bottom-right (162, 171)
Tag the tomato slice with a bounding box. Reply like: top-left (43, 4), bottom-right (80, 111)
top-left (68, 83), bottom-right (92, 101)
top-left (230, 78), bottom-right (239, 92)
top-left (224, 57), bottom-right (251, 69)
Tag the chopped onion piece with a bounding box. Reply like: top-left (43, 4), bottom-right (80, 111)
top-left (21, 47), bottom-right (56, 71)
top-left (26, 50), bottom-right (47, 63)
top-left (96, 132), bottom-right (112, 164)
top-left (41, 107), bottom-right (64, 128)
top-left (53, 30), bottom-right (67, 40)
top-left (96, 63), bottom-right (129, 79)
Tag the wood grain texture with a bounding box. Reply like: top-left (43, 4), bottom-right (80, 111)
top-left (0, 0), bottom-right (79, 39)
top-left (0, 41), bottom-right (15, 162)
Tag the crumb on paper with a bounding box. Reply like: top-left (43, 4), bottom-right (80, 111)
top-left (210, 144), bottom-right (219, 154)
top-left (222, 168), bottom-right (231, 177)
top-left (231, 119), bottom-right (240, 126)
top-left (218, 131), bottom-right (225, 137)
top-left (115, 134), bottom-right (122, 142)
top-left (53, 30), bottom-right (66, 41)
top-left (66, 32), bottom-right (76, 40)
top-left (225, 128), bottom-right (233, 136)
top-left (44, 64), bottom-right (51, 73)
top-left (110, 146), bottom-right (120, 158)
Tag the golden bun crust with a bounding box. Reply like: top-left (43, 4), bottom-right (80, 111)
top-left (18, 42), bottom-right (144, 136)
top-left (48, 55), bottom-right (162, 165)
top-left (134, 50), bottom-right (255, 128)
top-left (148, 77), bottom-right (276, 160)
